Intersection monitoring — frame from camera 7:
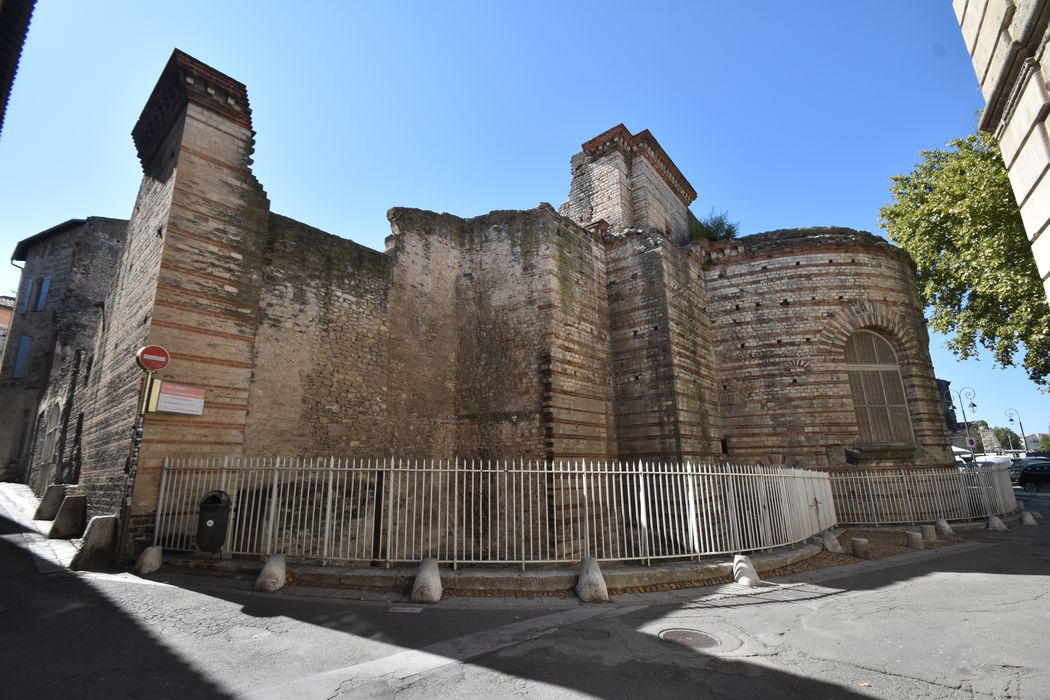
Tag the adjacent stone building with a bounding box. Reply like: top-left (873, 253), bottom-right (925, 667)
top-left (5, 50), bottom-right (952, 556)
top-left (0, 218), bottom-right (128, 486)
top-left (954, 0), bottom-right (1050, 301)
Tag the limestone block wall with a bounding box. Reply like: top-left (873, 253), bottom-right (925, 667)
top-left (955, 0), bottom-right (1050, 299)
top-left (703, 228), bottom-right (952, 469)
top-left (561, 150), bottom-right (632, 229)
top-left (385, 209), bottom-right (464, 459)
top-left (542, 209), bottom-right (616, 460)
top-left (607, 233), bottom-right (684, 459)
top-left (247, 215), bottom-right (392, 456)
top-left (629, 157), bottom-right (689, 239)
top-left (606, 232), bottom-right (722, 461)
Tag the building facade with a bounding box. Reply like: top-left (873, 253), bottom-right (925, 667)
top-left (0, 218), bottom-right (127, 485)
top-left (5, 51), bottom-right (952, 557)
top-left (954, 0), bottom-right (1050, 301)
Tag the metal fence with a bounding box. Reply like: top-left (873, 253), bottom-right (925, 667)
top-left (154, 457), bottom-right (836, 566)
top-left (829, 464), bottom-right (1017, 526)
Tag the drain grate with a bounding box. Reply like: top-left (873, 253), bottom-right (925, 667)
top-left (659, 628), bottom-right (720, 649)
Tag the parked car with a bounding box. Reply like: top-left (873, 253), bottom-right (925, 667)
top-left (1019, 464), bottom-right (1050, 492)
top-left (1011, 457), bottom-right (1050, 483)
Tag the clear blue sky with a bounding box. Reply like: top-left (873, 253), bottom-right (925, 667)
top-left (1, 1), bottom-right (1047, 440)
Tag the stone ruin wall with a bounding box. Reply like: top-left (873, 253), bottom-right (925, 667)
top-left (53, 51), bottom-right (956, 554)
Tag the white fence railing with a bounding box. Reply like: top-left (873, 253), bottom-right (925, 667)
top-left (830, 465), bottom-right (1017, 526)
top-left (154, 457), bottom-right (836, 566)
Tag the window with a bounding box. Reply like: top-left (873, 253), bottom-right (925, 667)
top-left (11, 335), bottom-right (32, 379)
top-left (18, 279), bottom-right (31, 313)
top-left (845, 330), bottom-right (914, 444)
top-left (34, 275), bottom-right (50, 311)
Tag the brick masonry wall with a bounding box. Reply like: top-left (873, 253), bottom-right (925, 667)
top-left (703, 228), bottom-right (951, 469)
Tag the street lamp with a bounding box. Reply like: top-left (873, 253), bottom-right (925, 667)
top-left (1006, 408), bottom-right (1029, 454)
top-left (945, 386), bottom-right (978, 458)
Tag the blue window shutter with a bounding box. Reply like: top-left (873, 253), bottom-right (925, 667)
top-left (18, 280), bottom-right (31, 313)
top-left (12, 335), bottom-right (32, 379)
top-left (34, 276), bottom-right (51, 311)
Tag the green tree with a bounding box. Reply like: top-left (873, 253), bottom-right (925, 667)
top-left (879, 130), bottom-right (1050, 388)
top-left (1040, 434), bottom-right (1050, 452)
top-left (991, 426), bottom-right (1021, 451)
top-left (688, 208), bottom-right (739, 242)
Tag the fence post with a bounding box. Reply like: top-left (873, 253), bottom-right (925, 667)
top-left (685, 462), bottom-right (701, 561)
top-left (219, 455), bottom-right (230, 494)
top-left (582, 461), bottom-right (591, 558)
top-left (385, 458), bottom-right (396, 568)
top-left (323, 456), bottom-right (335, 564)
top-left (636, 461), bottom-right (650, 565)
top-left (264, 457), bottom-right (280, 555)
top-left (453, 457), bottom-right (459, 570)
top-left (153, 456), bottom-right (171, 546)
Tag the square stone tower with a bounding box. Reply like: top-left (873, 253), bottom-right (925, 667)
top-left (560, 124), bottom-right (697, 244)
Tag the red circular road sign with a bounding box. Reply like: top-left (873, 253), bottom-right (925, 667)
top-left (136, 345), bottom-right (171, 372)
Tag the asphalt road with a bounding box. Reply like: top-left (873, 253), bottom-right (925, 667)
top-left (2, 488), bottom-right (1049, 699)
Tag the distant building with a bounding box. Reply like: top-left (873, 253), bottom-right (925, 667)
top-left (0, 296), bottom-right (13, 348)
top-left (0, 217), bottom-right (127, 485)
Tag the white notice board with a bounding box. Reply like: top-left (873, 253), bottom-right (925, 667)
top-left (156, 382), bottom-right (206, 415)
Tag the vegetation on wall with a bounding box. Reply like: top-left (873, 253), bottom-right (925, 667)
top-left (880, 130), bottom-right (1050, 389)
top-left (688, 208), bottom-right (739, 242)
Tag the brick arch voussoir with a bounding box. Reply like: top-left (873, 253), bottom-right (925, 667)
top-left (816, 302), bottom-right (916, 366)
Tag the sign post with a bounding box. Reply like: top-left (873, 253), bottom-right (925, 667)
top-left (118, 345), bottom-right (170, 565)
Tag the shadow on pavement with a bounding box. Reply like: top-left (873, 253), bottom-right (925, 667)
top-left (0, 511), bottom-right (230, 699)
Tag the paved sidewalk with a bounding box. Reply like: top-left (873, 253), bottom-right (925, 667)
top-left (2, 481), bottom-right (1048, 699)
top-left (0, 481), bottom-right (78, 572)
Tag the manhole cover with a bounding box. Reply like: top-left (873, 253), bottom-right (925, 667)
top-left (659, 628), bottom-right (720, 649)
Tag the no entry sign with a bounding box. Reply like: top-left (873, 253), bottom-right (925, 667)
top-left (136, 345), bottom-right (170, 372)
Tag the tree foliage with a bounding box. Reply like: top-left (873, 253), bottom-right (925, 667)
top-left (688, 208), bottom-right (740, 242)
top-left (1040, 434), bottom-right (1050, 451)
top-left (879, 131), bottom-right (1050, 388)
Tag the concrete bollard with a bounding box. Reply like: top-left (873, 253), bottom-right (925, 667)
top-left (919, 524), bottom-right (937, 544)
top-left (850, 537), bottom-right (872, 559)
top-left (134, 545), bottom-right (164, 574)
top-left (935, 518), bottom-right (955, 536)
top-left (48, 495), bottom-right (87, 539)
top-left (411, 558), bottom-right (443, 604)
top-left (34, 485), bottom-right (67, 520)
top-left (906, 531), bottom-right (924, 550)
top-left (822, 531), bottom-right (845, 554)
top-left (254, 554), bottom-right (287, 592)
top-left (1021, 511), bottom-right (1038, 526)
top-left (987, 515), bottom-right (1009, 532)
top-left (70, 515), bottom-right (118, 571)
top-left (733, 554), bottom-right (760, 587)
top-left (575, 556), bottom-right (608, 603)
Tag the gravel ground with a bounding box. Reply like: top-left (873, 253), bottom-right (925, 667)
top-left (763, 527), bottom-right (964, 577)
